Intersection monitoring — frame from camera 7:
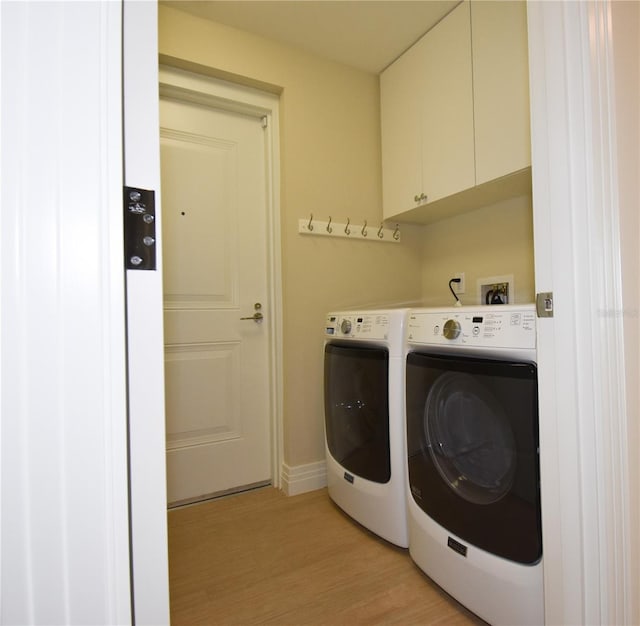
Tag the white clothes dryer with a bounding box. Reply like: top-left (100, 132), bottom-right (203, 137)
top-left (405, 305), bottom-right (543, 625)
top-left (323, 308), bottom-right (409, 548)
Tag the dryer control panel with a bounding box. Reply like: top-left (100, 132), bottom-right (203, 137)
top-left (407, 306), bottom-right (536, 350)
top-left (325, 312), bottom-right (389, 340)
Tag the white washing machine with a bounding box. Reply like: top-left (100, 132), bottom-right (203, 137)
top-left (405, 305), bottom-right (543, 625)
top-left (323, 308), bottom-right (409, 548)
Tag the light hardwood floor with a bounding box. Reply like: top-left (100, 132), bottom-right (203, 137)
top-left (168, 487), bottom-right (486, 625)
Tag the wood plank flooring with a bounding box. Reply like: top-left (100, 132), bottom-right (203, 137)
top-left (168, 487), bottom-right (486, 625)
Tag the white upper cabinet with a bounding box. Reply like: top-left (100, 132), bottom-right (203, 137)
top-left (380, 34), bottom-right (425, 218)
top-left (381, 1), bottom-right (474, 219)
top-left (421, 2), bottom-right (475, 206)
top-left (380, 1), bottom-right (531, 223)
top-left (472, 1), bottom-right (531, 185)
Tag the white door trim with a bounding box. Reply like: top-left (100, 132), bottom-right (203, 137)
top-left (527, 1), bottom-right (631, 623)
top-left (124, 2), bottom-right (170, 624)
top-left (158, 65), bottom-right (284, 489)
top-left (1, 1), bottom-right (131, 622)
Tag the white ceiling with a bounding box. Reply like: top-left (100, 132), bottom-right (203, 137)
top-left (161, 1), bottom-right (460, 74)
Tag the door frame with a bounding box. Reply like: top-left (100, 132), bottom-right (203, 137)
top-left (123, 2), bottom-right (170, 623)
top-left (158, 63), bottom-right (284, 490)
top-left (1, 0), bottom-right (132, 622)
top-left (527, 1), bottom-right (634, 624)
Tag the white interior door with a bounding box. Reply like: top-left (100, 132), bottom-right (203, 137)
top-left (160, 95), bottom-right (272, 506)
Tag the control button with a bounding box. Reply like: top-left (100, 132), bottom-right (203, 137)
top-left (472, 326), bottom-right (480, 336)
top-left (143, 236), bottom-right (155, 246)
top-left (434, 325), bottom-right (440, 335)
top-left (130, 256), bottom-right (143, 266)
top-left (143, 214), bottom-right (155, 224)
top-left (443, 319), bottom-right (461, 340)
top-left (340, 319), bottom-right (352, 334)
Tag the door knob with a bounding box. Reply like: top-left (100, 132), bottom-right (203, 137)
top-left (240, 311), bottom-right (264, 322)
top-left (240, 302), bottom-right (264, 322)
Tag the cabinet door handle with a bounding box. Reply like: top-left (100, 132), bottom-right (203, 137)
top-left (414, 192), bottom-right (427, 203)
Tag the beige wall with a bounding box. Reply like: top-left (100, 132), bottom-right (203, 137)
top-left (420, 195), bottom-right (535, 306)
top-left (158, 6), bottom-right (424, 467)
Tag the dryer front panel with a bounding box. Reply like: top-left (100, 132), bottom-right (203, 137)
top-left (406, 352), bottom-right (541, 564)
top-left (324, 343), bottom-right (390, 484)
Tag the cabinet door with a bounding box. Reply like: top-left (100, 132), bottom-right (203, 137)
top-left (380, 37), bottom-right (425, 219)
top-left (420, 1), bottom-right (475, 204)
top-left (472, 0), bottom-right (531, 185)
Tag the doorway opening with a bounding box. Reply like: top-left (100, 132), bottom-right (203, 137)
top-left (159, 65), bottom-right (283, 507)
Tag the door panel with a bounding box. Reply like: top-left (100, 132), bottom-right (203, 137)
top-left (161, 128), bottom-right (236, 305)
top-left (160, 97), bottom-right (271, 505)
top-left (164, 343), bottom-right (241, 447)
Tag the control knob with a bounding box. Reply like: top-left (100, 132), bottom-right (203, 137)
top-left (443, 319), bottom-right (461, 340)
top-left (340, 319), bottom-right (352, 335)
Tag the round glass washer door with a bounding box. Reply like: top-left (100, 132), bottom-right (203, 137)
top-left (424, 372), bottom-right (516, 505)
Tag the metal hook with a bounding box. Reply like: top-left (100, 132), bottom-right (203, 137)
top-left (361, 220), bottom-right (368, 237)
top-left (345, 217), bottom-right (351, 235)
top-left (308, 213), bottom-right (314, 232)
top-left (377, 222), bottom-right (384, 239)
top-left (326, 216), bottom-right (333, 234)
top-left (393, 224), bottom-right (400, 241)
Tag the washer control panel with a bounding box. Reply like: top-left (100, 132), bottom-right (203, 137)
top-left (325, 312), bottom-right (390, 340)
top-left (408, 306), bottom-right (536, 349)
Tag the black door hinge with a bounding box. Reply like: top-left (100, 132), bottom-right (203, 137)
top-left (124, 186), bottom-right (156, 270)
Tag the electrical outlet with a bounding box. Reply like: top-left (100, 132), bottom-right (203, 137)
top-left (453, 272), bottom-right (465, 294)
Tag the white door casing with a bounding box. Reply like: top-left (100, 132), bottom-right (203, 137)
top-left (124, 1), bottom-right (170, 624)
top-left (159, 65), bottom-right (284, 497)
top-left (161, 95), bottom-right (272, 504)
top-left (527, 1), bottom-right (632, 624)
top-left (1, 1), bottom-right (132, 623)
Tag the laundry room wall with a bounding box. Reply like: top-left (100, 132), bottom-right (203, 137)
top-left (419, 194), bottom-right (535, 306)
top-left (158, 6), bottom-right (424, 475)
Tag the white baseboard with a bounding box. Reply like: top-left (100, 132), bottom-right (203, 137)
top-left (281, 461), bottom-right (327, 496)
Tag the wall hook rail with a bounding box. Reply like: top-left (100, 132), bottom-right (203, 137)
top-left (297, 216), bottom-right (400, 243)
